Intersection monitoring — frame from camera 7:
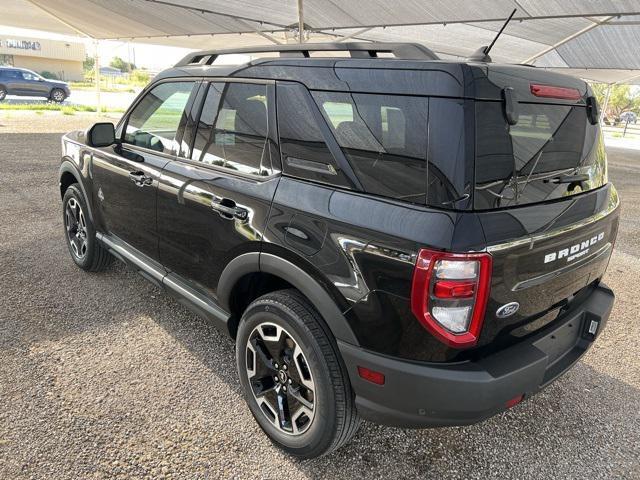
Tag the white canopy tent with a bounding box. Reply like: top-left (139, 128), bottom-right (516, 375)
top-left (3, 0), bottom-right (640, 87)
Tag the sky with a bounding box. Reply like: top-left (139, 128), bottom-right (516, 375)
top-left (0, 26), bottom-right (193, 70)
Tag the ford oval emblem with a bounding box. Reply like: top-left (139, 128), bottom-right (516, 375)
top-left (496, 302), bottom-right (520, 318)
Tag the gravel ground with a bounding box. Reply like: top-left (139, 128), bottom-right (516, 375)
top-left (0, 114), bottom-right (639, 479)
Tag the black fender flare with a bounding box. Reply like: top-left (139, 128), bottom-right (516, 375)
top-left (217, 251), bottom-right (359, 346)
top-left (59, 160), bottom-right (95, 222)
top-left (217, 252), bottom-right (261, 310)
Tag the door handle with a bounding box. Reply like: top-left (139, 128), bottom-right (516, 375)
top-left (128, 171), bottom-right (153, 187)
top-left (211, 197), bottom-right (248, 220)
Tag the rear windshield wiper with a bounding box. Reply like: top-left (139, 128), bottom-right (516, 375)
top-left (544, 173), bottom-right (590, 184)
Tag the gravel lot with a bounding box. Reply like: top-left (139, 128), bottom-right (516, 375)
top-left (1, 113), bottom-right (639, 479)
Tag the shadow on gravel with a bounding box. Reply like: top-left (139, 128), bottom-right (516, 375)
top-left (148, 296), bottom-right (640, 478)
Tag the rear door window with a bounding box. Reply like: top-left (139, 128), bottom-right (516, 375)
top-left (277, 83), bottom-right (353, 188)
top-left (191, 82), bottom-right (272, 176)
top-left (312, 91), bottom-right (429, 204)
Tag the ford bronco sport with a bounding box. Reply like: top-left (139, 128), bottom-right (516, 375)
top-left (58, 43), bottom-right (619, 458)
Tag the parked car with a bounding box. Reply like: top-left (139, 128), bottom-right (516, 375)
top-left (58, 43), bottom-right (619, 458)
top-left (619, 111), bottom-right (637, 124)
top-left (0, 66), bottom-right (70, 102)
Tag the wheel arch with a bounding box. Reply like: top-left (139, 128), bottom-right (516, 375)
top-left (218, 251), bottom-right (359, 346)
top-left (59, 160), bottom-right (95, 222)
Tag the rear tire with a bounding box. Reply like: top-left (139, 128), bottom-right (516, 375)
top-left (62, 184), bottom-right (113, 272)
top-left (0, 86), bottom-right (6, 101)
top-left (50, 88), bottom-right (66, 103)
top-left (236, 289), bottom-right (361, 458)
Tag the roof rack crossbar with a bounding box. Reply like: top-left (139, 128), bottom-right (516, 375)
top-left (175, 42), bottom-right (439, 67)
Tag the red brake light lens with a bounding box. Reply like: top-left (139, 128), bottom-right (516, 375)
top-left (411, 249), bottom-right (492, 348)
top-left (530, 83), bottom-right (582, 100)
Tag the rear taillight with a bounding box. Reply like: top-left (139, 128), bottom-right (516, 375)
top-left (530, 83), bottom-right (582, 100)
top-left (411, 249), bottom-right (492, 348)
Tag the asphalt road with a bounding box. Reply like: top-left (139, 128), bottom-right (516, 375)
top-left (0, 116), bottom-right (638, 479)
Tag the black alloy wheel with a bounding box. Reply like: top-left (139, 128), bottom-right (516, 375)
top-left (65, 196), bottom-right (88, 260)
top-left (236, 290), bottom-right (360, 458)
top-left (245, 321), bottom-right (316, 435)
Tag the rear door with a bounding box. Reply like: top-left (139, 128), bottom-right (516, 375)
top-left (91, 80), bottom-right (197, 260)
top-left (156, 79), bottom-right (279, 298)
top-left (2, 70), bottom-right (25, 95)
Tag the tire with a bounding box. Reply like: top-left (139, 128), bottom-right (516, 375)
top-left (0, 86), bottom-right (6, 101)
top-left (62, 184), bottom-right (113, 272)
top-left (236, 289), bottom-right (361, 458)
top-left (50, 88), bottom-right (66, 103)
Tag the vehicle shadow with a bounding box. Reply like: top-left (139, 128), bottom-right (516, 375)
top-left (150, 295), bottom-right (640, 479)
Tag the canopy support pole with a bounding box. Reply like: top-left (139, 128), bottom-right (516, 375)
top-left (94, 40), bottom-right (101, 114)
top-left (297, 0), bottom-right (305, 43)
top-left (616, 72), bottom-right (640, 85)
top-left (523, 16), bottom-right (614, 64)
top-left (25, 0), bottom-right (93, 37)
top-left (235, 18), bottom-right (283, 44)
top-left (600, 84), bottom-right (612, 123)
top-left (256, 31), bottom-right (283, 44)
top-left (337, 27), bottom-right (374, 42)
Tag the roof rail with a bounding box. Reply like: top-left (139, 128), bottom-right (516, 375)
top-left (175, 42), bottom-right (439, 67)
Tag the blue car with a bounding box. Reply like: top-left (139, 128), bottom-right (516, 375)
top-left (0, 66), bottom-right (71, 102)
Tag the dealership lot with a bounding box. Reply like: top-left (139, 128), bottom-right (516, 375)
top-left (0, 115), bottom-right (638, 479)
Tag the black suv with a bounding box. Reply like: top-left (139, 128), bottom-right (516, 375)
top-left (58, 43), bottom-right (619, 458)
top-left (0, 66), bottom-right (70, 102)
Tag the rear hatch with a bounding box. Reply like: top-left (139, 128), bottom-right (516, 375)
top-left (471, 65), bottom-right (620, 349)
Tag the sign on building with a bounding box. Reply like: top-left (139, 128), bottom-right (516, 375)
top-left (0, 39), bottom-right (42, 51)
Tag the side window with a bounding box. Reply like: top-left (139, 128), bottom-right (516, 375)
top-left (191, 82), bottom-right (271, 176)
top-left (276, 83), bottom-right (352, 188)
top-left (21, 71), bottom-right (39, 81)
top-left (312, 91), bottom-right (429, 204)
top-left (124, 82), bottom-right (194, 155)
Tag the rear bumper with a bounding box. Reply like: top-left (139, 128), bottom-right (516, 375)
top-left (338, 283), bottom-right (614, 428)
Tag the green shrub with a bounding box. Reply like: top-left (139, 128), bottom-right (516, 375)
top-left (40, 71), bottom-right (59, 80)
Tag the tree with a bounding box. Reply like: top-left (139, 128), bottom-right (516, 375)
top-left (109, 56), bottom-right (136, 73)
top-left (83, 56), bottom-right (95, 72)
top-left (591, 83), bottom-right (640, 117)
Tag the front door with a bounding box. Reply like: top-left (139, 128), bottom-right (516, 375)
top-left (156, 80), bottom-right (280, 298)
top-left (91, 80), bottom-right (198, 260)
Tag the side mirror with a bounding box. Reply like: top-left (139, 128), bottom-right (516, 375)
top-left (87, 122), bottom-right (116, 147)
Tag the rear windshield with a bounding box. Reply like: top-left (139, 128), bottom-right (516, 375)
top-left (475, 102), bottom-right (607, 209)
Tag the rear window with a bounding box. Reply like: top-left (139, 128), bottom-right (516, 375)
top-left (475, 102), bottom-right (607, 209)
top-left (313, 91), bottom-right (429, 204)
